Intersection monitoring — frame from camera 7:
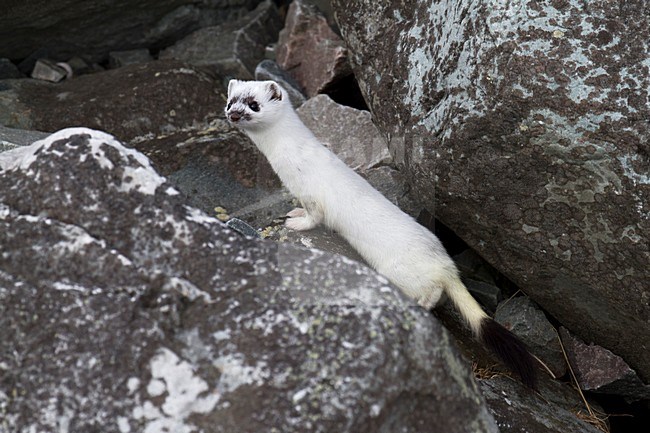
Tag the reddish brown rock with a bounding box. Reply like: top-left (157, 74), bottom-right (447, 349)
top-left (560, 328), bottom-right (650, 402)
top-left (276, 0), bottom-right (352, 97)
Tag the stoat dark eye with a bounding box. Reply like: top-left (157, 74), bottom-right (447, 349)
top-left (248, 101), bottom-right (260, 112)
top-left (227, 100), bottom-right (233, 110)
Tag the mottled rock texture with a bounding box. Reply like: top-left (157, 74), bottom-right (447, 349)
top-left (0, 128), bottom-right (498, 433)
top-left (160, 0), bottom-right (282, 79)
top-left (333, 0), bottom-right (650, 380)
top-left (480, 377), bottom-right (603, 433)
top-left (560, 327), bottom-right (650, 402)
top-left (0, 0), bottom-right (263, 62)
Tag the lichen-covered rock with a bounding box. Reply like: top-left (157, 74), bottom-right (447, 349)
top-left (333, 0), bottom-right (650, 380)
top-left (0, 128), bottom-right (498, 433)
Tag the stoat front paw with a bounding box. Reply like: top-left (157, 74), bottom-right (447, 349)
top-left (286, 208), bottom-right (306, 218)
top-left (285, 216), bottom-right (316, 231)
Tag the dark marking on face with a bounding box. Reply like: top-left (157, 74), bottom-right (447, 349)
top-left (243, 96), bottom-right (260, 112)
top-left (227, 96), bottom-right (239, 110)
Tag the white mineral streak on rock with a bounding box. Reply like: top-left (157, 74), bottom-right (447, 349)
top-left (134, 348), bottom-right (220, 433)
top-left (0, 127), bottom-right (166, 195)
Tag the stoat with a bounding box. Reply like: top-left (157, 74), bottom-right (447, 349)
top-left (225, 79), bottom-right (537, 388)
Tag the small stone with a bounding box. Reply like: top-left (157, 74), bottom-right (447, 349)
top-left (31, 59), bottom-right (67, 82)
top-left (66, 56), bottom-right (93, 76)
top-left (108, 49), bottom-right (153, 69)
top-left (0, 58), bottom-right (23, 79)
top-left (297, 94), bottom-right (391, 172)
top-left (255, 59), bottom-right (306, 108)
top-left (225, 218), bottom-right (260, 238)
top-left (276, 0), bottom-right (352, 96)
top-left (495, 297), bottom-right (567, 378)
top-left (559, 327), bottom-right (650, 402)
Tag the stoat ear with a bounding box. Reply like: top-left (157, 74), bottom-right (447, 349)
top-left (267, 82), bottom-right (282, 101)
top-left (228, 79), bottom-right (238, 96)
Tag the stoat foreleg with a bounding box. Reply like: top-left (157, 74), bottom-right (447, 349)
top-left (285, 205), bottom-right (323, 231)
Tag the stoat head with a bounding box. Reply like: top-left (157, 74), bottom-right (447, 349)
top-left (225, 80), bottom-right (287, 130)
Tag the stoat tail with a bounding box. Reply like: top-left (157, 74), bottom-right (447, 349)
top-left (445, 277), bottom-right (538, 389)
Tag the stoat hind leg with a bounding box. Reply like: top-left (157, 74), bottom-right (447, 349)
top-left (285, 206), bottom-right (322, 231)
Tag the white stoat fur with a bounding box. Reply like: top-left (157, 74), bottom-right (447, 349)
top-left (225, 79), bottom-right (536, 387)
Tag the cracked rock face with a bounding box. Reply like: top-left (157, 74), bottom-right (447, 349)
top-left (0, 128), bottom-right (498, 433)
top-left (333, 0), bottom-right (650, 380)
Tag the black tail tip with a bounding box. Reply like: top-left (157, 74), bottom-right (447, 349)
top-left (479, 318), bottom-right (538, 389)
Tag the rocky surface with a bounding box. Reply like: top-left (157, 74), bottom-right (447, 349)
top-left (277, 0), bottom-right (352, 96)
top-left (480, 377), bottom-right (603, 433)
top-left (0, 60), bottom-right (223, 142)
top-left (495, 297), bottom-right (567, 379)
top-left (296, 94), bottom-right (391, 172)
top-left (255, 59), bottom-right (307, 108)
top-left (0, 0), bottom-right (263, 63)
top-left (0, 126), bottom-right (48, 152)
top-left (0, 128), bottom-right (498, 433)
top-left (1, 1), bottom-right (649, 430)
top-left (333, 0), bottom-right (650, 381)
top-left (160, 1), bottom-right (283, 80)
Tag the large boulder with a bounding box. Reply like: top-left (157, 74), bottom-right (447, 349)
top-left (0, 0), bottom-right (263, 63)
top-left (333, 0), bottom-right (650, 380)
top-left (0, 128), bottom-right (498, 433)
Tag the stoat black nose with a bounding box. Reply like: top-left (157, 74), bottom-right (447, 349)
top-left (229, 112), bottom-right (241, 122)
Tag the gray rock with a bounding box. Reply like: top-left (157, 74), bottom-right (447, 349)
top-left (160, 1), bottom-right (283, 80)
top-left (362, 165), bottom-right (420, 217)
top-left (495, 297), bottom-right (566, 378)
top-left (0, 127), bottom-right (499, 433)
top-left (65, 56), bottom-right (104, 76)
top-left (559, 327), bottom-right (650, 402)
top-left (277, 0), bottom-right (352, 96)
top-left (463, 278), bottom-right (501, 313)
top-left (453, 249), bottom-right (498, 285)
top-left (0, 58), bottom-right (22, 79)
top-left (333, 0), bottom-right (650, 380)
top-left (225, 217), bottom-right (260, 238)
top-left (0, 82), bottom-right (37, 130)
top-left (0, 0), bottom-right (263, 62)
top-left (108, 49), bottom-right (153, 68)
top-left (297, 94), bottom-right (391, 172)
top-left (30, 59), bottom-right (68, 82)
top-left (255, 59), bottom-right (307, 108)
top-left (480, 377), bottom-right (604, 433)
top-left (0, 126), bottom-right (48, 152)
